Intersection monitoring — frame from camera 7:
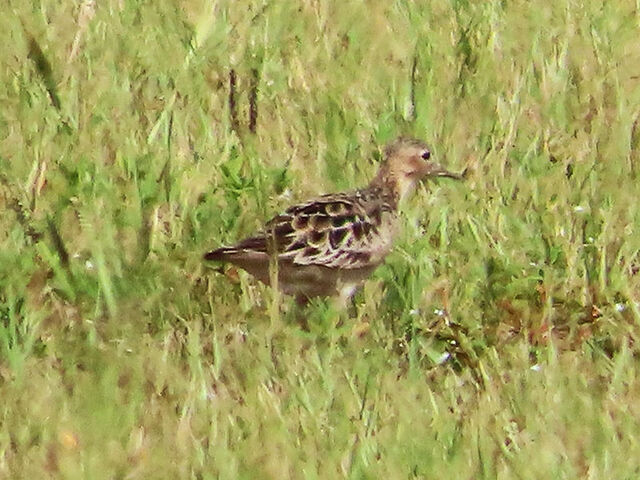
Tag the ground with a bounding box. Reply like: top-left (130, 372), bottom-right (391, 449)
top-left (2, 0), bottom-right (640, 478)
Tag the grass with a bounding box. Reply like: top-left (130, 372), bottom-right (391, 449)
top-left (2, 0), bottom-right (640, 477)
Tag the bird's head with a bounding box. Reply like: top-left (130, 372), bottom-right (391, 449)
top-left (373, 137), bottom-right (464, 202)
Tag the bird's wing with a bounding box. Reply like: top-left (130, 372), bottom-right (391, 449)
top-left (259, 192), bottom-right (392, 269)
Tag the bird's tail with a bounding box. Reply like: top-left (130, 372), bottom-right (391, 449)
top-left (203, 247), bottom-right (238, 262)
top-left (204, 235), bottom-right (269, 262)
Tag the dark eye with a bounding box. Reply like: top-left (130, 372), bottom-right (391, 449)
top-left (421, 150), bottom-right (431, 160)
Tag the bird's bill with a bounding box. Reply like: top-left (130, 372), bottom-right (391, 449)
top-left (427, 164), bottom-right (467, 180)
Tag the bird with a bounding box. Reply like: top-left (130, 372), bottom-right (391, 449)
top-left (204, 137), bottom-right (464, 305)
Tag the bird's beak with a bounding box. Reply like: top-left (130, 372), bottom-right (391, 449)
top-left (425, 162), bottom-right (467, 180)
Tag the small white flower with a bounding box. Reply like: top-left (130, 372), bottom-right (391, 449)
top-left (278, 188), bottom-right (293, 201)
top-left (436, 352), bottom-right (450, 364)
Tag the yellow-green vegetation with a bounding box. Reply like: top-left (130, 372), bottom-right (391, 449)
top-left (2, 0), bottom-right (640, 477)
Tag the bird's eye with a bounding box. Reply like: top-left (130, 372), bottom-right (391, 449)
top-left (421, 150), bottom-right (431, 160)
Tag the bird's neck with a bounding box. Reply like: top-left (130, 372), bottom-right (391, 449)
top-left (368, 169), bottom-right (401, 210)
top-left (369, 167), bottom-right (417, 209)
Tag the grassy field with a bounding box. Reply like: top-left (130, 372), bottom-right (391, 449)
top-left (2, 0), bottom-right (640, 477)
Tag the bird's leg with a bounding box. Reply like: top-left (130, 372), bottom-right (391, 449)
top-left (336, 284), bottom-right (358, 318)
top-left (267, 253), bottom-right (283, 330)
top-left (294, 294), bottom-right (311, 331)
top-left (295, 294), bottom-right (310, 308)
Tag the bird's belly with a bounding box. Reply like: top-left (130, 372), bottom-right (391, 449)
top-left (276, 263), bottom-right (378, 298)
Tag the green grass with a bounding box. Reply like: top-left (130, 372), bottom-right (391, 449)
top-left (2, 0), bottom-right (640, 477)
